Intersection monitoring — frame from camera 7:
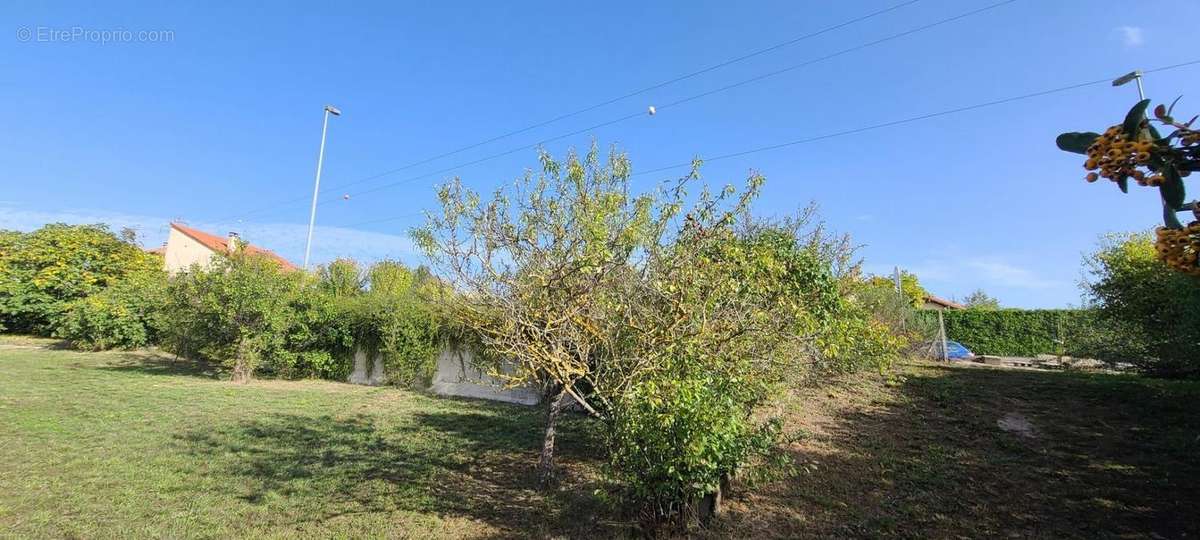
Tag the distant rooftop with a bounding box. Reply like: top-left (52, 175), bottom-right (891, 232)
top-left (169, 222), bottom-right (297, 270)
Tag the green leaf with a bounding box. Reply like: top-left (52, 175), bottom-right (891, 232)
top-left (1123, 99), bottom-right (1151, 138)
top-left (1148, 123), bottom-right (1164, 142)
top-left (1055, 132), bottom-right (1100, 155)
top-left (1117, 176), bottom-right (1129, 194)
top-left (1163, 200), bottom-right (1184, 229)
top-left (1160, 165), bottom-right (1186, 209)
top-left (1167, 95), bottom-right (1182, 116)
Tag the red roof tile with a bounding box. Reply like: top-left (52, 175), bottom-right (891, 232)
top-left (170, 222), bottom-right (297, 271)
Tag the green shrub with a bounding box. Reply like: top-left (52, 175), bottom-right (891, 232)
top-left (161, 253), bottom-right (307, 381)
top-left (1084, 232), bottom-right (1200, 377)
top-left (340, 261), bottom-right (441, 386)
top-left (818, 305), bottom-right (906, 374)
top-left (54, 270), bottom-right (168, 350)
top-left (604, 218), bottom-right (863, 528)
top-left (851, 280), bottom-right (938, 357)
top-left (0, 224), bottom-right (161, 334)
top-left (607, 373), bottom-right (784, 527)
top-left (161, 256), bottom-right (440, 383)
top-left (273, 281), bottom-right (353, 379)
top-left (920, 309), bottom-right (1092, 357)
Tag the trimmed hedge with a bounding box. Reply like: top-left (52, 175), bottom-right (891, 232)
top-left (920, 309), bottom-right (1093, 357)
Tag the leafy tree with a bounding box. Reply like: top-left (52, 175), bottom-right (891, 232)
top-left (366, 260), bottom-right (415, 295)
top-left (414, 145), bottom-right (667, 484)
top-left (866, 271), bottom-right (928, 308)
top-left (605, 213), bottom-right (857, 527)
top-left (162, 253), bottom-right (304, 381)
top-left (962, 288), bottom-right (1000, 310)
top-left (318, 258), bottom-right (365, 297)
top-left (415, 145), bottom-right (886, 529)
top-left (0, 224), bottom-right (161, 334)
top-left (1083, 232), bottom-right (1200, 377)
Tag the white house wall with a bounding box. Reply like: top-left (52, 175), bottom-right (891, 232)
top-left (163, 227), bottom-right (217, 274)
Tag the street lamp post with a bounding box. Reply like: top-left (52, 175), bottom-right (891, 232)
top-left (303, 104), bottom-right (341, 271)
top-left (1112, 70), bottom-right (1145, 100)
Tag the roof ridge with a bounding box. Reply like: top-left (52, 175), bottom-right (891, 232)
top-left (170, 222), bottom-right (297, 270)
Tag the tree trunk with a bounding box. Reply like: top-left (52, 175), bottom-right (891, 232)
top-left (538, 387), bottom-right (566, 487)
top-left (231, 339), bottom-right (252, 383)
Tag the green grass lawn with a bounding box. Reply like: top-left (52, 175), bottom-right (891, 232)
top-left (0, 339), bottom-right (610, 538)
top-left (1, 338), bottom-right (1197, 538)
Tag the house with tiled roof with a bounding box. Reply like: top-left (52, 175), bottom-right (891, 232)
top-left (153, 222), bottom-right (296, 274)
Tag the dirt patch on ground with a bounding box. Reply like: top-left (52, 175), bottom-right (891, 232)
top-left (706, 361), bottom-right (1200, 539)
top-left (997, 411), bottom-right (1036, 438)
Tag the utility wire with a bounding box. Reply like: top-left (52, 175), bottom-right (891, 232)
top-left (215, 0), bottom-right (923, 224)
top-left (343, 59), bottom-right (1200, 230)
top-left (287, 0), bottom-right (1018, 221)
top-left (634, 59), bottom-right (1200, 177)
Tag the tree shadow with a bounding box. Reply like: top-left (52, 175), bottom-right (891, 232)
top-left (175, 409), bottom-right (619, 538)
top-left (710, 364), bottom-right (1200, 539)
top-left (94, 352), bottom-right (222, 379)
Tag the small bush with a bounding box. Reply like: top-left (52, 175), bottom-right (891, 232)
top-left (54, 271), bottom-right (168, 350)
top-left (607, 374), bottom-right (784, 527)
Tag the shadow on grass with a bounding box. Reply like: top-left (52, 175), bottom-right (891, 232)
top-left (713, 364), bottom-right (1200, 539)
top-left (176, 408), bottom-right (616, 537)
top-left (94, 352), bottom-right (222, 380)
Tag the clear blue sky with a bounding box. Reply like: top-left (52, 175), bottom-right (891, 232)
top-left (4, 0), bottom-right (1200, 308)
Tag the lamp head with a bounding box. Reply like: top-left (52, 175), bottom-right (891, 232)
top-left (1112, 71), bottom-right (1142, 87)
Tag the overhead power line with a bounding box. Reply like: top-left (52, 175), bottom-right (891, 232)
top-left (342, 59), bottom-right (1200, 231)
top-left (240, 0), bottom-right (1018, 225)
top-left (215, 0), bottom-right (924, 224)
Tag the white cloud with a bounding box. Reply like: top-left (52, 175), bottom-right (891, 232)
top-left (865, 255), bottom-right (1072, 306)
top-left (961, 258), bottom-right (1064, 290)
top-left (1116, 26), bottom-right (1144, 47)
top-left (0, 205), bottom-right (419, 267)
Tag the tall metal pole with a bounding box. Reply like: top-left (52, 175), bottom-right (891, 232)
top-left (1134, 75), bottom-right (1146, 100)
top-left (304, 106), bottom-right (336, 270)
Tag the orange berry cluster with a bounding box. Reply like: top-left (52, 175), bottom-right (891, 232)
top-left (1155, 223), bottom-right (1200, 275)
top-left (1084, 125), bottom-right (1161, 186)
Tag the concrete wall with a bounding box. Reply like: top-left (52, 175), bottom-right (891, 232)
top-left (346, 342), bottom-right (542, 406)
top-left (429, 344), bottom-right (541, 406)
top-left (163, 227), bottom-right (217, 274)
top-left (347, 348), bottom-right (387, 385)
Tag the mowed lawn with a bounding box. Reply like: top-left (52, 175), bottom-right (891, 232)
top-left (1, 338), bottom-right (1198, 539)
top-left (0, 339), bottom-right (610, 539)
